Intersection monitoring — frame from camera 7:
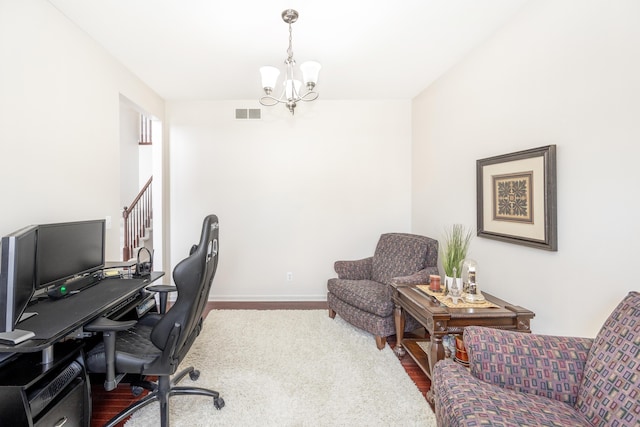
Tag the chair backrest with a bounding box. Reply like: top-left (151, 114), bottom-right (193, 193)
top-left (150, 215), bottom-right (219, 360)
top-left (575, 291), bottom-right (639, 426)
top-left (371, 233), bottom-right (437, 285)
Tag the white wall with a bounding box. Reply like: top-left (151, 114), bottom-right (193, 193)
top-left (412, 0), bottom-right (640, 337)
top-left (138, 145), bottom-right (153, 188)
top-left (0, 0), bottom-right (164, 261)
top-left (168, 100), bottom-right (412, 300)
top-left (119, 102), bottom-right (140, 207)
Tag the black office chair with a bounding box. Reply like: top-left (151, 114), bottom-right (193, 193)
top-left (85, 214), bottom-right (224, 427)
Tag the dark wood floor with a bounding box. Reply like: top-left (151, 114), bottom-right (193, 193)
top-left (90, 302), bottom-right (431, 426)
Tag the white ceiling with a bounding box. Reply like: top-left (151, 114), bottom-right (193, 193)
top-left (48, 0), bottom-right (528, 101)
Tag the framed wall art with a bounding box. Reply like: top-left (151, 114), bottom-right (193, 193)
top-left (476, 145), bottom-right (557, 251)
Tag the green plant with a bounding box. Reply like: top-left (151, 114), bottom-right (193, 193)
top-left (442, 224), bottom-right (473, 277)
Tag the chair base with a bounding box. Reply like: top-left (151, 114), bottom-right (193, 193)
top-left (104, 366), bottom-right (224, 427)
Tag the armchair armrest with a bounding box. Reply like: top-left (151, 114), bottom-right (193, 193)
top-left (334, 257), bottom-right (373, 280)
top-left (463, 326), bottom-right (593, 406)
top-left (392, 266), bottom-right (439, 285)
top-left (85, 317), bottom-right (137, 391)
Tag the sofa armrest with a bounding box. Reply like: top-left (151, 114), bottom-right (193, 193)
top-left (334, 257), bottom-right (373, 280)
top-left (463, 326), bottom-right (593, 406)
top-left (392, 266), bottom-right (439, 285)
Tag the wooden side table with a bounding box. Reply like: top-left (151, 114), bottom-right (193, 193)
top-left (391, 283), bottom-right (534, 401)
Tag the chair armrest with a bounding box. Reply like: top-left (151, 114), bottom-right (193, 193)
top-left (464, 326), bottom-right (593, 406)
top-left (146, 284), bottom-right (177, 293)
top-left (84, 317), bottom-right (137, 391)
top-left (84, 317), bottom-right (137, 332)
top-left (334, 257), bottom-right (373, 280)
top-left (146, 284), bottom-right (177, 314)
top-left (392, 266), bottom-right (439, 285)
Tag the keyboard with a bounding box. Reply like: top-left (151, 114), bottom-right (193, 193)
top-left (104, 293), bottom-right (141, 319)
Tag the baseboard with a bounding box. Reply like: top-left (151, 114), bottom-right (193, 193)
top-left (210, 295), bottom-right (327, 302)
top-left (207, 301), bottom-right (328, 310)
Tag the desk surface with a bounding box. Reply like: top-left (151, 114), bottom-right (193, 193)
top-left (0, 272), bottom-right (164, 353)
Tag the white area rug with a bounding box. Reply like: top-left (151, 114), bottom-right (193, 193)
top-left (125, 310), bottom-right (436, 426)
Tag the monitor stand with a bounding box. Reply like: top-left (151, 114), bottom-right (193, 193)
top-left (19, 312), bottom-right (37, 322)
top-left (0, 329), bottom-right (35, 345)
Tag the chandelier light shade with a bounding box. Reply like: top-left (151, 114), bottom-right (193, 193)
top-left (259, 9), bottom-right (321, 115)
top-left (259, 66), bottom-right (281, 91)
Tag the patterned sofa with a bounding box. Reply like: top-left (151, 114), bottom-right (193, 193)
top-left (327, 233), bottom-right (438, 349)
top-left (433, 291), bottom-right (639, 427)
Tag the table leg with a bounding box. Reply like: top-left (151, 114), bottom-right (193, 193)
top-left (393, 303), bottom-right (406, 357)
top-left (425, 333), bottom-right (447, 405)
top-left (430, 333), bottom-right (444, 374)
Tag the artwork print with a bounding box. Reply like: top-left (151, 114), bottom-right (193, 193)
top-left (493, 172), bottom-right (533, 223)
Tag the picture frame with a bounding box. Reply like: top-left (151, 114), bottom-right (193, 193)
top-left (476, 145), bottom-right (557, 251)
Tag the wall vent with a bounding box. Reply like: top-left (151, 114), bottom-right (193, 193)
top-left (235, 108), bottom-right (261, 120)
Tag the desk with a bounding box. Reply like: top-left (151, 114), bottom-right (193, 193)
top-left (0, 272), bottom-right (163, 355)
top-left (391, 284), bottom-right (534, 402)
top-left (0, 272), bottom-right (164, 426)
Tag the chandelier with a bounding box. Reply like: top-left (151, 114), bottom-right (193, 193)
top-left (259, 9), bottom-right (321, 115)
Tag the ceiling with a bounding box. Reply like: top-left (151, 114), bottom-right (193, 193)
top-left (48, 0), bottom-right (528, 101)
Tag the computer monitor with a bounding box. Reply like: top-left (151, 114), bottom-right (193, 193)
top-left (0, 225), bottom-right (38, 333)
top-left (36, 220), bottom-right (105, 290)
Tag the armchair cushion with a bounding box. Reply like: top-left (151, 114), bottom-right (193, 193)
top-left (327, 279), bottom-right (392, 317)
top-left (464, 326), bottom-right (593, 406)
top-left (371, 233), bottom-right (433, 285)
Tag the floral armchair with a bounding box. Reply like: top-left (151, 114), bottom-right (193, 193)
top-left (327, 233), bottom-right (438, 349)
top-left (433, 291), bottom-right (639, 427)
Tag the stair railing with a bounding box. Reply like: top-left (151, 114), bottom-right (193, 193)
top-left (122, 176), bottom-right (153, 261)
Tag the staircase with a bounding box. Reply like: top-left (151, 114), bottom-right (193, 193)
top-left (122, 176), bottom-right (153, 262)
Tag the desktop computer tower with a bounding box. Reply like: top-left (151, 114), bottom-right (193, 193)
top-left (0, 341), bottom-right (90, 426)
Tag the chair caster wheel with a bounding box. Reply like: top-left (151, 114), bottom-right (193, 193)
top-left (214, 397), bottom-right (225, 410)
top-left (131, 386), bottom-right (144, 397)
top-left (189, 370), bottom-right (200, 381)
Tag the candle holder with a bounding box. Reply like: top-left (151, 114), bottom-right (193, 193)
top-left (462, 258), bottom-right (485, 303)
top-left (462, 259), bottom-right (476, 293)
top-left (429, 275), bottom-right (441, 292)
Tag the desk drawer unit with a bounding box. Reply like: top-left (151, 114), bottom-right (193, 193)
top-left (34, 378), bottom-right (86, 427)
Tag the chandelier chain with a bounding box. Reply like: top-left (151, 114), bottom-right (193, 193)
top-left (287, 22), bottom-right (294, 63)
